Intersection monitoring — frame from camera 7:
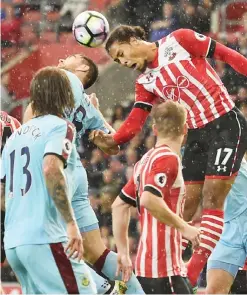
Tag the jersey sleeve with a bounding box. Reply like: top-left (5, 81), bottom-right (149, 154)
top-left (44, 121), bottom-right (76, 168)
top-left (172, 29), bottom-right (213, 58)
top-left (144, 155), bottom-right (179, 198)
top-left (135, 82), bottom-right (156, 110)
top-left (112, 82), bottom-right (154, 145)
top-left (83, 95), bottom-right (109, 134)
top-left (119, 175), bottom-right (136, 207)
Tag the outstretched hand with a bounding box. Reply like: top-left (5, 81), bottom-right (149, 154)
top-left (89, 130), bottom-right (119, 155)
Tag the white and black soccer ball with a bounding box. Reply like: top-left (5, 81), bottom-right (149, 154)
top-left (73, 11), bottom-right (109, 48)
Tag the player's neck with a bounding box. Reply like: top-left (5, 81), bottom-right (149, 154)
top-left (155, 137), bottom-right (182, 155)
top-left (146, 42), bottom-right (158, 62)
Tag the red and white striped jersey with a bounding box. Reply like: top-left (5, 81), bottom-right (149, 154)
top-left (135, 29), bottom-right (234, 129)
top-left (0, 111), bottom-right (21, 150)
top-left (119, 145), bottom-right (186, 278)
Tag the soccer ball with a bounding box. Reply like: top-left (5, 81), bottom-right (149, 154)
top-left (73, 11), bottom-right (110, 48)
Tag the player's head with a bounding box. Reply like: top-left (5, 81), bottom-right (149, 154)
top-left (30, 67), bottom-right (75, 117)
top-left (57, 54), bottom-right (98, 89)
top-left (105, 25), bottom-right (148, 72)
top-left (152, 101), bottom-right (187, 140)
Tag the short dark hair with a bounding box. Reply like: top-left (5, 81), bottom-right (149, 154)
top-left (82, 56), bottom-right (99, 89)
top-left (30, 67), bottom-right (75, 117)
top-left (105, 25), bottom-right (146, 52)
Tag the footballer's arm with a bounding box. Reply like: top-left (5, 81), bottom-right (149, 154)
top-left (140, 191), bottom-right (200, 247)
top-left (111, 196), bottom-right (133, 282)
top-left (43, 155), bottom-right (75, 224)
top-left (43, 154), bottom-right (83, 260)
top-left (173, 29), bottom-right (247, 76)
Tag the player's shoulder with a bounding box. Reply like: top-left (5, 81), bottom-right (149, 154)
top-left (150, 146), bottom-right (179, 167)
top-left (33, 115), bottom-right (75, 135)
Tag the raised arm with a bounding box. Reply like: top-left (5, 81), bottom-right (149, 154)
top-left (172, 28), bottom-right (247, 76)
top-left (112, 176), bottom-right (137, 282)
top-left (90, 83), bottom-right (155, 148)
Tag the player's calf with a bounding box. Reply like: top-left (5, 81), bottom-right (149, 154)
top-left (82, 229), bottom-right (144, 294)
top-left (187, 178), bottom-right (234, 287)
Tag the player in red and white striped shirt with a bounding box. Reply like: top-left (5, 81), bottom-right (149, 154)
top-left (91, 26), bottom-right (247, 287)
top-left (112, 101), bottom-right (200, 294)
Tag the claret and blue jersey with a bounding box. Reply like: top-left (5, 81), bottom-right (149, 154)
top-left (1, 70), bottom-right (109, 250)
top-left (1, 115), bottom-right (76, 249)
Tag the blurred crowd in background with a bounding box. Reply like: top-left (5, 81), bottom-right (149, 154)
top-left (1, 0), bottom-right (247, 285)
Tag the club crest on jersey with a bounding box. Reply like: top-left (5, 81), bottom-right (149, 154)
top-left (162, 75), bottom-right (190, 101)
top-left (63, 138), bottom-right (72, 154)
top-left (154, 173), bottom-right (167, 188)
top-left (164, 46), bottom-right (177, 61)
top-left (194, 32), bottom-right (206, 41)
top-left (81, 275), bottom-right (90, 287)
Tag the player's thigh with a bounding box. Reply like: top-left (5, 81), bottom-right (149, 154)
top-left (182, 127), bottom-right (209, 183)
top-left (202, 177), bottom-right (236, 209)
top-left (5, 248), bottom-right (39, 294)
top-left (16, 243), bottom-right (85, 294)
top-left (205, 107), bottom-right (247, 190)
top-left (82, 229), bottom-right (107, 264)
top-left (183, 183), bottom-right (203, 222)
top-left (206, 268), bottom-right (234, 294)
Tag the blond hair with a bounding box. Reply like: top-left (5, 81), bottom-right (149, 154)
top-left (152, 101), bottom-right (187, 138)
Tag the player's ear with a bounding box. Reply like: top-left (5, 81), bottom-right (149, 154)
top-left (152, 124), bottom-right (158, 136)
top-left (130, 37), bottom-right (139, 46)
top-left (77, 64), bottom-right (90, 72)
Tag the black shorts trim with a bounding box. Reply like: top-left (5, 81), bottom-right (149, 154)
top-left (144, 185), bottom-right (162, 198)
top-left (43, 153), bottom-right (67, 169)
top-left (119, 191), bottom-right (136, 207)
top-left (134, 102), bottom-right (153, 112)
